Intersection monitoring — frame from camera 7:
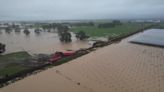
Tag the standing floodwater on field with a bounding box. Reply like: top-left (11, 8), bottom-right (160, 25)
top-left (0, 28), bottom-right (91, 54)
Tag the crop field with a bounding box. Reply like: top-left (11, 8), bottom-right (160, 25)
top-left (71, 23), bottom-right (153, 38)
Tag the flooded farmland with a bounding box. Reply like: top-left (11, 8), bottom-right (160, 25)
top-left (1, 30), bottom-right (164, 92)
top-left (0, 29), bottom-right (91, 54)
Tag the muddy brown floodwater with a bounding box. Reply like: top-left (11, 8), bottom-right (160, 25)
top-left (1, 30), bottom-right (164, 92)
top-left (0, 29), bottom-right (91, 54)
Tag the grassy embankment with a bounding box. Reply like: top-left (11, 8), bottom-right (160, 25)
top-left (0, 51), bottom-right (31, 76)
top-left (71, 23), bottom-right (155, 38)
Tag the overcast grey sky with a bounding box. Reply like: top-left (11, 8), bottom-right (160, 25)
top-left (0, 0), bottom-right (164, 21)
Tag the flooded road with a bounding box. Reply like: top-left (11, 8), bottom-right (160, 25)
top-left (0, 29), bottom-right (91, 54)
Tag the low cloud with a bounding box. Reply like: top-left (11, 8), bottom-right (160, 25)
top-left (0, 0), bottom-right (163, 20)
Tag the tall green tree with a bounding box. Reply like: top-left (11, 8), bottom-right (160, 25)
top-left (23, 28), bottom-right (30, 35)
top-left (76, 30), bottom-right (89, 40)
top-left (0, 43), bottom-right (5, 54)
top-left (58, 25), bottom-right (72, 42)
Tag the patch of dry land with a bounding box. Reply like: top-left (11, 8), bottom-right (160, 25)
top-left (1, 36), bottom-right (164, 92)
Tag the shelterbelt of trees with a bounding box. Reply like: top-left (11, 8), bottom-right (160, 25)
top-left (98, 20), bottom-right (122, 28)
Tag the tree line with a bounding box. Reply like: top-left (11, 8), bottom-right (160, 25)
top-left (98, 20), bottom-right (122, 28)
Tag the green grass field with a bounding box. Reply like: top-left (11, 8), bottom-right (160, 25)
top-left (71, 23), bottom-right (152, 38)
top-left (0, 51), bottom-right (31, 76)
top-left (0, 65), bottom-right (28, 76)
top-left (155, 23), bottom-right (164, 29)
top-left (0, 51), bottom-right (31, 63)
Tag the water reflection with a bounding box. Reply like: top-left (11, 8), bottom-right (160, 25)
top-left (5, 30), bottom-right (11, 34)
top-left (0, 28), bottom-right (91, 54)
top-left (0, 30), bottom-right (2, 34)
top-left (14, 27), bottom-right (21, 33)
top-left (15, 31), bottom-right (21, 35)
top-left (35, 32), bottom-right (41, 36)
